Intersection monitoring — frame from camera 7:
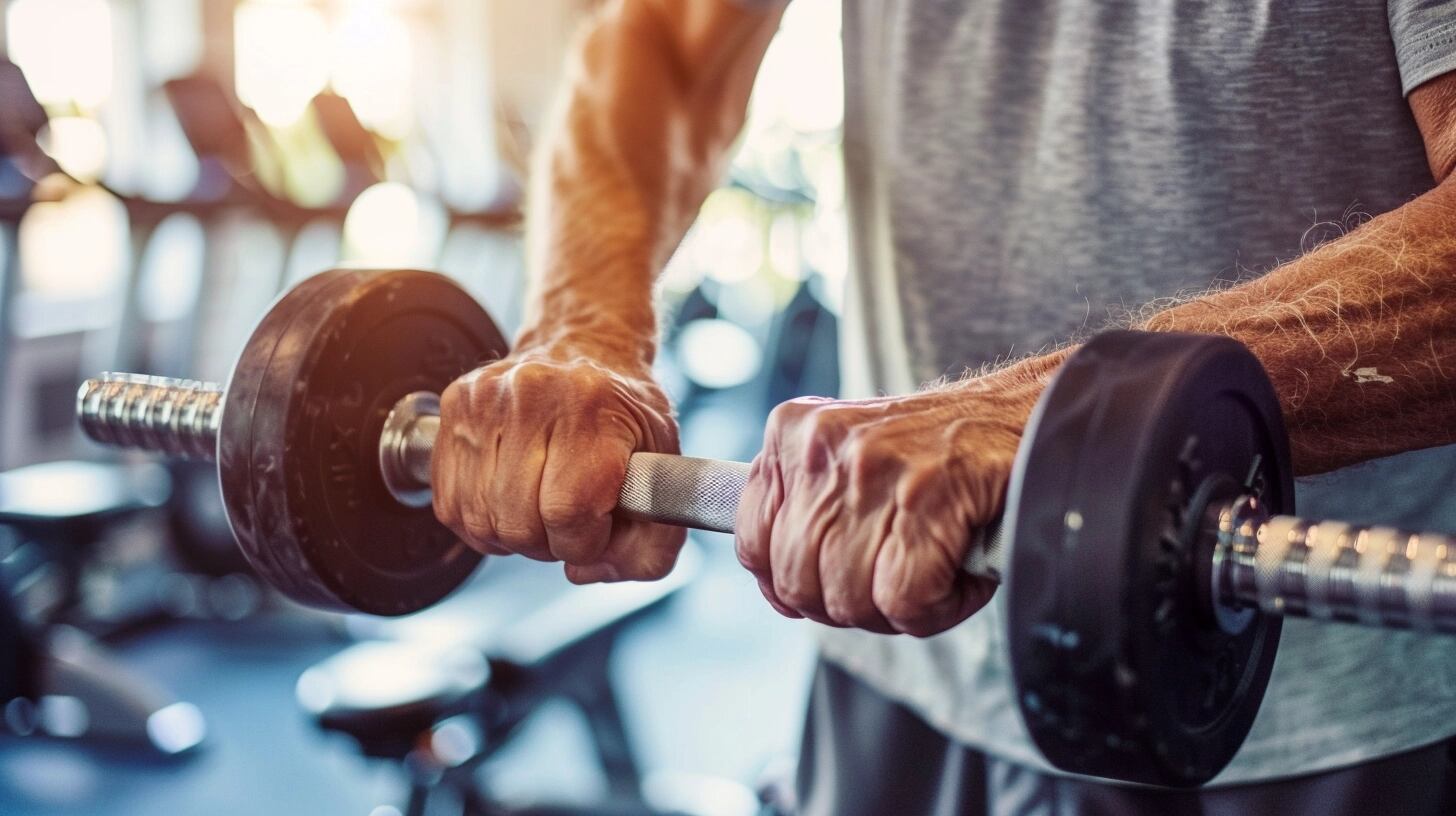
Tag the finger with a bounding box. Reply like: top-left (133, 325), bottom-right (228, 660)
top-left (756, 577), bottom-right (803, 619)
top-left (458, 425), bottom-right (503, 555)
top-left (433, 379), bottom-right (506, 555)
top-left (733, 453), bottom-right (778, 581)
top-left (539, 421), bottom-right (629, 566)
top-left (432, 384), bottom-right (467, 541)
top-left (566, 517), bottom-right (685, 583)
top-left (818, 502), bottom-right (897, 634)
top-left (872, 535), bottom-right (981, 637)
top-left (736, 453), bottom-right (803, 619)
top-left (872, 473), bottom-right (996, 636)
top-left (487, 419), bottom-right (550, 558)
top-left (432, 444), bottom-right (463, 539)
top-left (818, 444), bottom-right (900, 633)
top-left (770, 466), bottom-right (840, 626)
top-left (437, 430), bottom-right (504, 557)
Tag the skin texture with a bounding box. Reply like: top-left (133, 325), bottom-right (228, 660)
top-left (433, 0), bottom-right (786, 584)
top-left (436, 0), bottom-right (1456, 635)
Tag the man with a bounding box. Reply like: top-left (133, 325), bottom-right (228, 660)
top-left (432, 1), bottom-right (1456, 812)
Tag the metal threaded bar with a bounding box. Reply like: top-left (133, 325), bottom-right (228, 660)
top-left (1218, 512), bottom-right (1456, 634)
top-left (77, 374), bottom-right (224, 461)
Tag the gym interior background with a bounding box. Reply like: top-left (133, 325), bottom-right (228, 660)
top-left (0, 0), bottom-right (846, 813)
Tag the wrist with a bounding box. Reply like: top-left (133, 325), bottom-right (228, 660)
top-left (950, 347), bottom-right (1074, 419)
top-left (514, 317), bottom-right (657, 377)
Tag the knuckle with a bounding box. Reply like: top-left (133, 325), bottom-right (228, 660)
top-left (433, 499), bottom-right (460, 530)
top-left (492, 518), bottom-right (539, 549)
top-left (734, 533), bottom-right (767, 573)
top-left (823, 597), bottom-right (866, 627)
top-left (895, 464), bottom-right (946, 508)
top-left (800, 405), bottom-right (844, 440)
top-left (439, 379), bottom-right (470, 419)
top-left (873, 584), bottom-right (928, 630)
top-left (900, 621), bottom-right (942, 639)
top-left (459, 511), bottom-right (496, 547)
top-left (845, 434), bottom-right (895, 479)
top-left (508, 359), bottom-right (554, 391)
top-left (766, 398), bottom-right (815, 435)
top-left (775, 583), bottom-right (819, 615)
top-left (539, 498), bottom-right (597, 532)
top-left (628, 553), bottom-right (676, 581)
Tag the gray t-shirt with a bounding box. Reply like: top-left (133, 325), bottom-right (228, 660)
top-left (824, 0), bottom-right (1456, 784)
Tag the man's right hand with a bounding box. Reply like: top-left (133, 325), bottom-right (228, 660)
top-left (431, 342), bottom-right (686, 584)
top-left (434, 0), bottom-right (783, 584)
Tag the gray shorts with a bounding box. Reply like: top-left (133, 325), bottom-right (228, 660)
top-left (775, 661), bottom-right (1456, 816)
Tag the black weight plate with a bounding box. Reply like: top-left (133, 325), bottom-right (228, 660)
top-left (1004, 331), bottom-right (1293, 787)
top-left (219, 269), bottom-right (507, 615)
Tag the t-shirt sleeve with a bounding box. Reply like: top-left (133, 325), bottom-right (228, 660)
top-left (1390, 0), bottom-right (1456, 94)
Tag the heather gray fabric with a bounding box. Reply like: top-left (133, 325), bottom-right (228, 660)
top-left (785, 662), bottom-right (1456, 816)
top-left (821, 0), bottom-right (1456, 786)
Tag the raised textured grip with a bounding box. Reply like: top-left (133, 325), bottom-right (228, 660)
top-left (1236, 516), bottom-right (1456, 632)
top-left (77, 375), bottom-right (223, 460)
top-left (617, 452), bottom-right (1007, 580)
top-left (618, 453), bottom-right (749, 534)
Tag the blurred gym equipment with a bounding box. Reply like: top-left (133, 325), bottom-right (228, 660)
top-left (299, 550), bottom-right (699, 815)
top-left (0, 56), bottom-right (206, 755)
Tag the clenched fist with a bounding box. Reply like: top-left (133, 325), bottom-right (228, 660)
top-left (735, 354), bottom-right (1066, 636)
top-left (432, 341), bottom-right (685, 584)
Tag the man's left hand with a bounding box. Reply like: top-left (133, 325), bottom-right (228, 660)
top-left (734, 355), bottom-right (1065, 636)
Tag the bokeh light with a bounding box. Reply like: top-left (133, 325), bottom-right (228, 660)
top-left (16, 187), bottom-right (129, 302)
top-left (38, 117), bottom-right (109, 183)
top-left (331, 0), bottom-right (415, 139)
top-left (747, 0), bottom-right (843, 136)
top-left (342, 181), bottom-right (447, 267)
top-left (139, 0), bottom-right (203, 83)
top-left (136, 213), bottom-right (206, 322)
top-left (272, 115), bottom-right (347, 208)
top-left (7, 0), bottom-right (115, 109)
top-left (285, 218), bottom-right (345, 285)
top-left (675, 319), bottom-right (763, 390)
top-left (138, 95), bottom-right (201, 201)
top-left (234, 0), bottom-right (330, 127)
top-left (767, 212), bottom-right (804, 281)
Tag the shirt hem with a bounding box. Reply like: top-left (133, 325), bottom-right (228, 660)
top-left (816, 643), bottom-right (1456, 788)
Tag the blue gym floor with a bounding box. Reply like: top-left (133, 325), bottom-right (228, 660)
top-left (0, 536), bottom-right (815, 816)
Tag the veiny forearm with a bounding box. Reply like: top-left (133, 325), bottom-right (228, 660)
top-left (1141, 181), bottom-right (1456, 474)
top-left (518, 0), bottom-right (784, 370)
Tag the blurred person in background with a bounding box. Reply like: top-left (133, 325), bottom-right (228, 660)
top-left (433, 1), bottom-right (1456, 813)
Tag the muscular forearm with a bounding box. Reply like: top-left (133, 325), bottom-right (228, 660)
top-left (517, 0), bottom-right (784, 370)
top-left (1140, 181), bottom-right (1456, 474)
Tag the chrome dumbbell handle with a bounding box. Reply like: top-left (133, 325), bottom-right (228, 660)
top-left (1213, 496), bottom-right (1456, 634)
top-left (381, 393), bottom-right (1008, 578)
top-left (78, 376), bottom-right (1010, 579)
top-left (77, 374), bottom-right (223, 460)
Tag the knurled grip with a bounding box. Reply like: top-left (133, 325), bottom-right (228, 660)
top-left (616, 453), bottom-right (1006, 579)
top-left (77, 375), bottom-right (223, 460)
top-left (617, 453), bottom-right (749, 533)
top-left (1224, 515), bottom-right (1456, 632)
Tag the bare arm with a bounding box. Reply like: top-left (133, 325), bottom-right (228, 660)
top-left (434, 0), bottom-right (784, 583)
top-left (1142, 72), bottom-right (1456, 474)
top-left (519, 0), bottom-right (787, 368)
top-left (736, 71), bottom-right (1456, 635)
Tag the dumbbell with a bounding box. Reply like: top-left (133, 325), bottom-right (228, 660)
top-left (76, 268), bottom-right (1456, 788)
